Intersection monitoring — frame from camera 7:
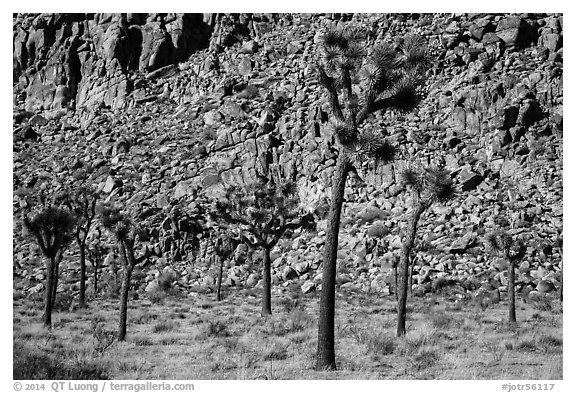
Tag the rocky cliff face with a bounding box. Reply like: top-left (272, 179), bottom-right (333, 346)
top-left (13, 13), bottom-right (563, 301)
top-left (13, 13), bottom-right (213, 113)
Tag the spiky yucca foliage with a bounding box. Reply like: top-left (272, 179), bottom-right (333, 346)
top-left (23, 206), bottom-right (76, 328)
top-left (319, 29), bottom-right (428, 157)
top-left (319, 30), bottom-right (429, 122)
top-left (213, 180), bottom-right (314, 248)
top-left (401, 166), bottom-right (456, 206)
top-left (98, 204), bottom-right (155, 341)
top-left (396, 166), bottom-right (456, 337)
top-left (24, 207), bottom-right (76, 258)
top-left (316, 25), bottom-right (432, 370)
top-left (210, 178), bottom-right (314, 315)
top-left (398, 34), bottom-right (431, 71)
top-left (485, 230), bottom-right (514, 256)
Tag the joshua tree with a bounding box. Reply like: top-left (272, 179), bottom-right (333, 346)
top-left (396, 166), bottom-right (456, 336)
top-left (485, 230), bottom-right (527, 325)
top-left (86, 241), bottom-right (109, 296)
top-left (23, 206), bottom-right (76, 328)
top-left (210, 178), bottom-right (314, 315)
top-left (99, 204), bottom-right (155, 340)
top-left (212, 230), bottom-right (241, 301)
top-left (315, 26), bottom-right (430, 369)
top-left (55, 186), bottom-right (99, 308)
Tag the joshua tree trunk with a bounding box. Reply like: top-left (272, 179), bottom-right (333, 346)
top-left (397, 201), bottom-right (426, 337)
top-left (261, 248), bottom-right (272, 316)
top-left (78, 240), bottom-right (87, 308)
top-left (559, 248), bottom-right (563, 303)
top-left (507, 258), bottom-right (517, 324)
top-left (50, 251), bottom-right (63, 307)
top-left (409, 254), bottom-right (415, 294)
top-left (216, 255), bottom-right (224, 302)
top-left (118, 263), bottom-right (134, 341)
top-left (316, 155), bottom-right (349, 371)
top-left (93, 266), bottom-right (99, 296)
top-left (394, 263), bottom-right (398, 302)
top-left (43, 256), bottom-right (56, 328)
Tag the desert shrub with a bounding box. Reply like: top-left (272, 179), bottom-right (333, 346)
top-left (260, 319), bottom-right (290, 337)
top-left (263, 342), bottom-right (289, 361)
top-left (199, 302), bottom-right (214, 309)
top-left (159, 337), bottom-right (180, 346)
top-left (366, 334), bottom-right (396, 356)
top-left (152, 320), bottom-right (178, 333)
top-left (205, 320), bottom-right (230, 338)
top-left (91, 320), bottom-right (115, 354)
top-left (13, 342), bottom-right (109, 380)
top-left (221, 337), bottom-right (240, 351)
top-left (539, 334), bottom-right (562, 352)
top-left (285, 307), bottom-right (313, 333)
top-left (133, 312), bottom-right (160, 325)
top-left (349, 325), bottom-right (396, 356)
top-left (53, 292), bottom-right (75, 312)
top-left (169, 312), bottom-right (187, 320)
top-left (430, 311), bottom-right (452, 330)
top-left (132, 336), bottom-right (154, 346)
top-left (533, 296), bottom-right (554, 312)
top-left (395, 332), bottom-right (433, 357)
top-left (411, 348), bottom-right (440, 370)
top-left (279, 296), bottom-right (303, 313)
top-left (291, 331), bottom-right (310, 345)
top-left (481, 341), bottom-right (504, 362)
top-left (516, 338), bottom-right (538, 351)
top-left (100, 271), bottom-right (121, 299)
top-left (531, 312), bottom-right (543, 321)
top-left (147, 290), bottom-right (167, 304)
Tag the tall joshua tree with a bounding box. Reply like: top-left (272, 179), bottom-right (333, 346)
top-left (56, 186), bottom-right (99, 308)
top-left (210, 178), bottom-right (314, 316)
top-left (99, 204), bottom-right (155, 340)
top-left (485, 230), bottom-right (527, 325)
top-left (315, 26), bottom-right (430, 370)
top-left (23, 206), bottom-right (76, 328)
top-left (397, 166), bottom-right (456, 336)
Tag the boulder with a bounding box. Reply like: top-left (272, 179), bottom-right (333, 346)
top-left (536, 279), bottom-right (555, 293)
top-left (102, 176), bottom-right (123, 193)
top-left (237, 56), bottom-right (253, 76)
top-left (495, 16), bottom-right (538, 49)
top-left (449, 232), bottom-right (477, 254)
top-left (282, 266), bottom-right (298, 281)
top-left (459, 168), bottom-right (484, 191)
top-left (301, 281), bottom-right (316, 294)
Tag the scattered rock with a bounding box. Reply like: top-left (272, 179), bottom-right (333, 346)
top-left (459, 169), bottom-right (484, 191)
top-left (301, 281), bottom-right (316, 294)
top-left (536, 279), bottom-right (555, 293)
top-left (282, 266), bottom-right (298, 281)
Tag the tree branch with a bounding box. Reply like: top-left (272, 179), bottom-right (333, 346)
top-left (319, 65), bottom-right (345, 122)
